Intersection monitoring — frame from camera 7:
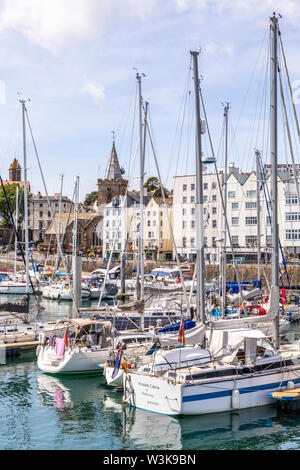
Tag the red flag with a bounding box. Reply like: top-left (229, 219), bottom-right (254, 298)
top-left (281, 287), bottom-right (286, 306)
top-left (178, 317), bottom-right (185, 346)
top-left (64, 328), bottom-right (69, 348)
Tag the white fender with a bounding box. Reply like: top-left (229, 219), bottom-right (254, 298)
top-left (232, 389), bottom-right (240, 409)
top-left (38, 333), bottom-right (46, 345)
top-left (286, 381), bottom-right (294, 390)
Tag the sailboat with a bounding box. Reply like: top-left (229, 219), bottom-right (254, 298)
top-left (122, 16), bottom-right (300, 415)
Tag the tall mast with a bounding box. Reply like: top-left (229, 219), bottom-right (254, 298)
top-left (222, 103), bottom-right (229, 317)
top-left (256, 150), bottom-right (262, 282)
top-left (270, 13), bottom-right (279, 348)
top-left (137, 73), bottom-right (145, 304)
top-left (191, 51), bottom-right (205, 324)
top-left (14, 185), bottom-right (19, 280)
top-left (20, 99), bottom-right (30, 295)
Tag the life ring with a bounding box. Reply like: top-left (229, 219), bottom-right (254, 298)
top-left (239, 305), bottom-right (266, 316)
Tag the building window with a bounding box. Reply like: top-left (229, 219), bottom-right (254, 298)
top-left (245, 217), bottom-right (257, 225)
top-left (48, 211), bottom-right (51, 218)
top-left (147, 220), bottom-right (150, 227)
top-left (204, 195), bottom-right (208, 202)
top-left (245, 235), bottom-right (257, 244)
top-left (228, 191), bottom-right (235, 198)
top-left (212, 195), bottom-right (217, 202)
top-left (286, 229), bottom-right (300, 240)
top-left (191, 237), bottom-right (195, 247)
top-left (39, 221), bottom-right (43, 229)
top-left (40, 203), bottom-right (43, 208)
top-left (245, 202), bottom-right (257, 209)
top-left (232, 235), bottom-right (239, 244)
top-left (232, 203), bottom-right (239, 210)
top-left (286, 194), bottom-right (298, 205)
top-left (266, 215), bottom-right (272, 225)
top-left (191, 220), bottom-right (195, 228)
top-left (246, 190), bottom-right (256, 198)
top-left (212, 220), bottom-right (217, 228)
top-left (212, 182), bottom-right (217, 189)
top-left (212, 207), bottom-right (217, 214)
top-left (183, 197), bottom-right (187, 203)
top-left (232, 217), bottom-right (239, 225)
top-left (183, 221), bottom-right (186, 229)
top-left (266, 235), bottom-right (272, 245)
top-left (39, 211), bottom-right (43, 218)
top-left (212, 237), bottom-right (216, 247)
top-left (204, 183), bottom-right (208, 190)
top-left (182, 208), bottom-right (186, 215)
top-left (183, 184), bottom-right (187, 191)
top-left (191, 184), bottom-right (195, 191)
top-left (191, 196), bottom-right (195, 203)
top-left (191, 208), bottom-right (195, 215)
top-left (286, 212), bottom-right (300, 221)
top-left (183, 237), bottom-right (187, 248)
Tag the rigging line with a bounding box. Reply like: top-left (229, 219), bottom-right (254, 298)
top-left (279, 29), bottom-right (300, 150)
top-left (145, 107), bottom-right (190, 312)
top-left (174, 73), bottom-right (192, 179)
top-left (55, 184), bottom-right (77, 273)
top-left (199, 88), bottom-right (245, 307)
top-left (278, 59), bottom-right (300, 212)
top-left (24, 107), bottom-right (73, 297)
top-left (230, 25), bottom-right (269, 148)
top-left (255, 41), bottom-right (270, 152)
top-left (0, 176), bottom-right (37, 301)
top-left (97, 140), bottom-right (139, 307)
top-left (167, 56), bottom-right (192, 185)
top-left (243, 38), bottom-right (270, 171)
top-left (126, 81), bottom-right (138, 178)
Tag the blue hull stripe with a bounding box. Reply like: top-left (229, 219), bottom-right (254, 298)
top-left (182, 377), bottom-right (300, 403)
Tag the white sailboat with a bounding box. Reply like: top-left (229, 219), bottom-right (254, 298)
top-left (123, 17), bottom-right (300, 415)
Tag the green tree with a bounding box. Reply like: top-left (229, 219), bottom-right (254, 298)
top-left (84, 191), bottom-right (98, 208)
top-left (144, 176), bottom-right (168, 193)
top-left (0, 183), bottom-right (29, 228)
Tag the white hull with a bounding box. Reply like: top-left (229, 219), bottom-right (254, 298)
top-left (105, 366), bottom-right (123, 387)
top-left (124, 366), bottom-right (300, 416)
top-left (0, 284), bottom-right (34, 294)
top-left (37, 345), bottom-right (109, 374)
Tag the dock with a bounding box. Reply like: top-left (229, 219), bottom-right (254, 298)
top-left (0, 340), bottom-right (39, 357)
top-left (269, 387), bottom-right (300, 411)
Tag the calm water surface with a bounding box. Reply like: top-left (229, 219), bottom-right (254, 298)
top-left (1, 295), bottom-right (300, 450)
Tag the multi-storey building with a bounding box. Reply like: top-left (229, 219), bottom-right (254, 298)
top-left (144, 193), bottom-right (173, 261)
top-left (173, 164), bottom-right (300, 263)
top-left (29, 192), bottom-right (73, 243)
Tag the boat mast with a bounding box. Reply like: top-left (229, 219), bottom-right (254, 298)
top-left (137, 73), bottom-right (145, 307)
top-left (270, 13), bottom-right (280, 348)
top-left (20, 99), bottom-right (30, 296)
top-left (256, 150), bottom-right (262, 282)
top-left (222, 103), bottom-right (229, 318)
top-left (191, 51), bottom-right (206, 324)
top-left (14, 185), bottom-right (19, 280)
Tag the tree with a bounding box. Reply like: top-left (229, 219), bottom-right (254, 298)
top-left (0, 183), bottom-right (29, 228)
top-left (84, 191), bottom-right (98, 208)
top-left (144, 176), bottom-right (168, 193)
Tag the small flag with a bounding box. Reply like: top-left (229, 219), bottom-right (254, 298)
top-left (259, 185), bottom-right (263, 191)
top-left (178, 317), bottom-right (185, 346)
top-left (112, 344), bottom-right (124, 379)
top-left (281, 287), bottom-right (286, 306)
top-left (64, 328), bottom-right (69, 348)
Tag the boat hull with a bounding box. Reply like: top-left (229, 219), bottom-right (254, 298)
top-left (124, 367), bottom-right (300, 416)
top-left (37, 346), bottom-right (109, 374)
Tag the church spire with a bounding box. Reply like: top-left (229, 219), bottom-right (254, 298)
top-left (104, 136), bottom-right (124, 180)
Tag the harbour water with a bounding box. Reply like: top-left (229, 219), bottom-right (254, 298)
top-left (1, 296), bottom-right (300, 450)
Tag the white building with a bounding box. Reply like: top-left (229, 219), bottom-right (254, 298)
top-left (173, 165), bottom-right (300, 263)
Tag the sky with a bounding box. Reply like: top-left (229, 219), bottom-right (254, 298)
top-left (0, 0), bottom-right (299, 201)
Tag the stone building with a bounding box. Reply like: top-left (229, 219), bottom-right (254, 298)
top-left (42, 213), bottom-right (102, 255)
top-left (29, 192), bottom-right (74, 243)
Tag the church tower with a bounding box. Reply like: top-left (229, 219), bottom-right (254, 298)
top-left (9, 159), bottom-right (22, 182)
top-left (97, 140), bottom-right (128, 213)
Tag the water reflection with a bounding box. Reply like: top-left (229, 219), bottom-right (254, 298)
top-left (36, 372), bottom-right (291, 450)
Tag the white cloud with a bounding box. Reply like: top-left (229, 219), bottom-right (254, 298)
top-left (204, 41), bottom-right (233, 57)
top-left (0, 0), bottom-right (159, 52)
top-left (82, 79), bottom-right (105, 106)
